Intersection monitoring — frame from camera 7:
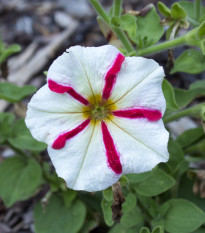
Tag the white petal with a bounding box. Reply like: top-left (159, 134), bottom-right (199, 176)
top-left (107, 117), bottom-right (169, 174)
top-left (110, 57), bottom-right (166, 114)
top-left (48, 122), bottom-right (121, 192)
top-left (25, 85), bottom-right (85, 146)
top-left (47, 45), bottom-right (123, 99)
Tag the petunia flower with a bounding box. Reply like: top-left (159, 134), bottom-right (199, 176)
top-left (25, 45), bottom-right (169, 192)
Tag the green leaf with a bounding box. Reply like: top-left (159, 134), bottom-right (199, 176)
top-left (192, 227), bottom-right (205, 233)
top-left (178, 1), bottom-right (205, 26)
top-left (158, 2), bottom-right (171, 17)
top-left (101, 198), bottom-right (114, 226)
top-left (61, 189), bottom-right (77, 207)
top-left (176, 127), bottom-right (204, 148)
top-left (185, 22), bottom-right (205, 55)
top-left (136, 6), bottom-right (164, 48)
top-left (133, 168), bottom-right (175, 196)
top-left (125, 168), bottom-right (155, 183)
top-left (119, 175), bottom-right (128, 186)
top-left (103, 187), bottom-right (113, 201)
top-left (0, 44), bottom-right (21, 64)
top-left (0, 113), bottom-right (15, 142)
top-left (0, 156), bottom-right (42, 207)
top-left (111, 16), bottom-right (121, 26)
top-left (79, 220), bottom-right (97, 233)
top-left (171, 49), bottom-right (205, 74)
top-left (120, 14), bottom-right (137, 42)
top-left (122, 193), bottom-right (137, 213)
top-left (0, 82), bottom-right (36, 103)
top-left (121, 206), bottom-right (143, 228)
top-left (171, 3), bottom-right (186, 20)
top-left (174, 80), bottom-right (205, 108)
top-left (178, 174), bottom-right (205, 212)
top-left (109, 224), bottom-right (138, 233)
top-left (197, 21), bottom-right (205, 39)
top-left (161, 199), bottom-right (205, 233)
top-left (34, 195), bottom-right (86, 233)
top-left (79, 192), bottom-right (101, 212)
top-left (152, 226), bottom-right (164, 233)
top-left (140, 227), bottom-right (151, 233)
top-left (0, 112), bottom-right (14, 125)
top-left (8, 119), bottom-right (47, 151)
top-left (185, 138), bottom-right (205, 156)
top-left (137, 195), bottom-right (159, 218)
top-left (162, 79), bottom-right (179, 110)
top-left (167, 139), bottom-right (185, 174)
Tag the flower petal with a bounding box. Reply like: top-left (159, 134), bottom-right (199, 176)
top-left (47, 45), bottom-right (124, 100)
top-left (25, 85), bottom-right (86, 146)
top-left (110, 57), bottom-right (166, 114)
top-left (113, 108), bottom-right (162, 121)
top-left (102, 53), bottom-right (125, 100)
top-left (48, 79), bottom-right (89, 105)
top-left (107, 117), bottom-right (169, 174)
top-left (101, 121), bottom-right (122, 174)
top-left (48, 122), bottom-right (121, 191)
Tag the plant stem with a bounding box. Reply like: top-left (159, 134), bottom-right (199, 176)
top-left (114, 0), bottom-right (122, 17)
top-left (111, 26), bottom-right (135, 53)
top-left (137, 35), bottom-right (186, 56)
top-left (90, 0), bottom-right (135, 53)
top-left (164, 104), bottom-right (204, 123)
top-left (194, 0), bottom-right (201, 21)
top-left (89, 0), bottom-right (110, 24)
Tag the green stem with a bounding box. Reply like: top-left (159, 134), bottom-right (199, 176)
top-left (164, 104), bottom-right (204, 123)
top-left (90, 0), bottom-right (135, 53)
top-left (89, 0), bottom-right (110, 24)
top-left (137, 35), bottom-right (186, 56)
top-left (194, 0), bottom-right (201, 21)
top-left (111, 26), bottom-right (135, 53)
top-left (114, 0), bottom-right (122, 17)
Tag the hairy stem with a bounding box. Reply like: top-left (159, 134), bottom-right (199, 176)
top-left (114, 0), bottom-right (122, 17)
top-left (164, 104), bottom-right (204, 123)
top-left (194, 0), bottom-right (201, 21)
top-left (90, 0), bottom-right (135, 53)
top-left (89, 0), bottom-right (110, 24)
top-left (137, 35), bottom-right (186, 56)
top-left (111, 26), bottom-right (135, 53)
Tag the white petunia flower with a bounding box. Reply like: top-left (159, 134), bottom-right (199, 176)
top-left (25, 45), bottom-right (169, 192)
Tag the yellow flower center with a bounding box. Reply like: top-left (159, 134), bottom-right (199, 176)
top-left (82, 94), bottom-right (116, 122)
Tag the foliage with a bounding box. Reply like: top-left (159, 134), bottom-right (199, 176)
top-left (0, 82), bottom-right (36, 103)
top-left (0, 34), bottom-right (21, 64)
top-left (1, 0), bottom-right (205, 233)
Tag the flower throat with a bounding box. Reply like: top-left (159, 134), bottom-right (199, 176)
top-left (82, 94), bottom-right (116, 122)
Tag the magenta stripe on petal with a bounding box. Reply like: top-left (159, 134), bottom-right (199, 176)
top-left (102, 53), bottom-right (125, 100)
top-left (52, 119), bottom-right (91, 150)
top-left (48, 79), bottom-right (89, 105)
top-left (101, 121), bottom-right (122, 174)
top-left (113, 108), bottom-right (162, 121)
